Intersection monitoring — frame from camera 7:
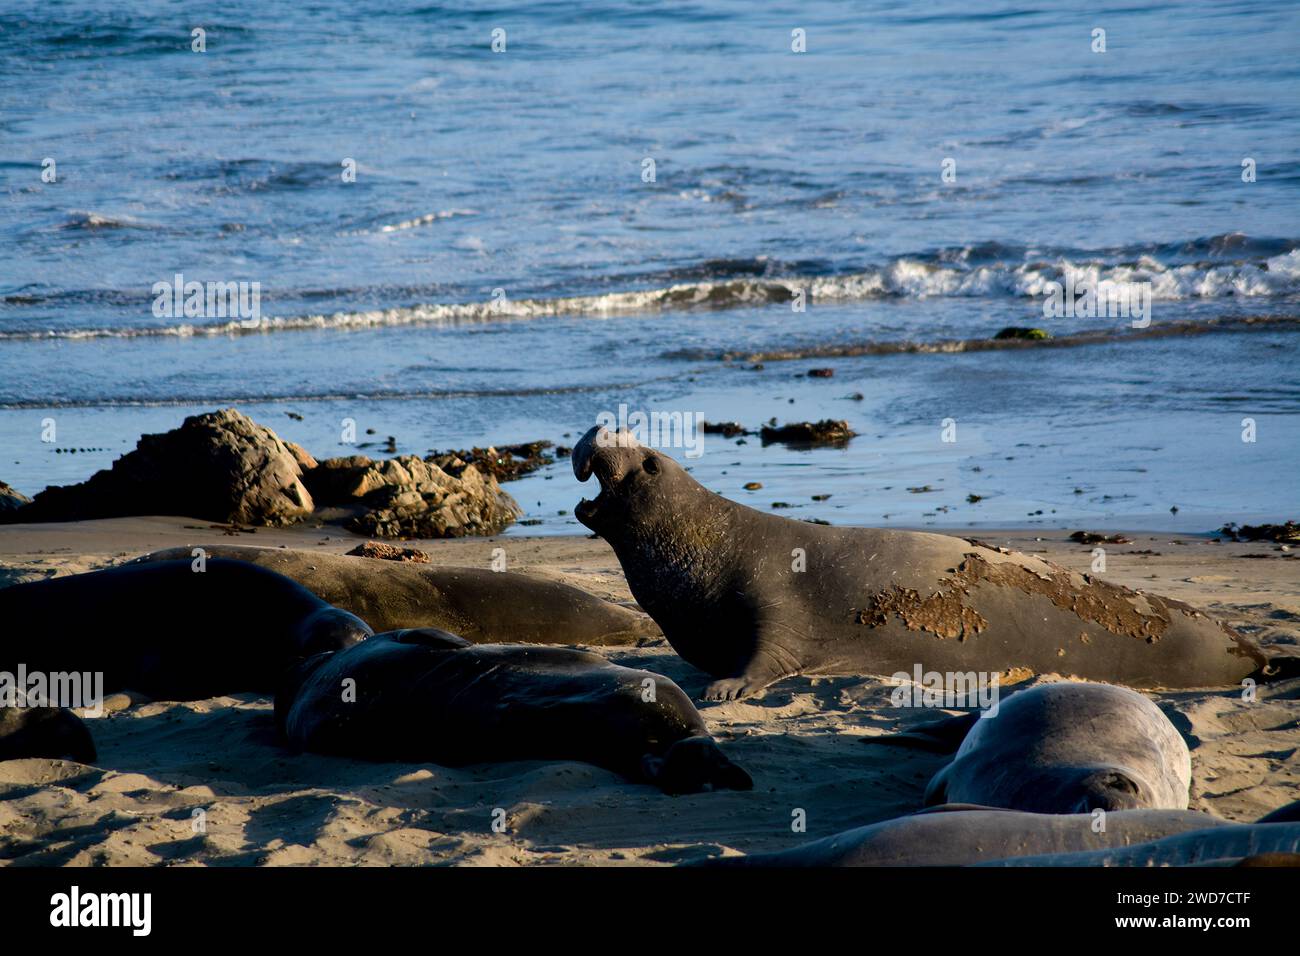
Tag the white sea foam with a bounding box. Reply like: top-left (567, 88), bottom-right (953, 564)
top-left (4, 255), bottom-right (1297, 342)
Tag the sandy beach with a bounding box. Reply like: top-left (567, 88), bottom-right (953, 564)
top-left (1, 517), bottom-right (1295, 867)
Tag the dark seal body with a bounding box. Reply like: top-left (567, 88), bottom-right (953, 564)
top-left (0, 558), bottom-right (371, 700)
top-left (133, 545), bottom-right (657, 644)
top-left (572, 426), bottom-right (1268, 699)
top-left (276, 628), bottom-right (751, 794)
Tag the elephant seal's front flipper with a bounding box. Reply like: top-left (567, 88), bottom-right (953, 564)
top-left (641, 735), bottom-right (753, 795)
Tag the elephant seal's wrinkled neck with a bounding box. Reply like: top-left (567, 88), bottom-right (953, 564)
top-left (572, 425), bottom-right (746, 610)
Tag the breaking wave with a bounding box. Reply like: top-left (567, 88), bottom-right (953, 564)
top-left (4, 240), bottom-right (1298, 342)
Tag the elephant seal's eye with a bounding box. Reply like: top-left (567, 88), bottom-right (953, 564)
top-left (643, 456), bottom-right (660, 475)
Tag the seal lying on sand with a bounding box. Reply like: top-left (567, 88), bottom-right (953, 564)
top-left (275, 628), bottom-right (752, 794)
top-left (913, 683), bottom-right (1191, 812)
top-left (980, 817), bottom-right (1300, 866)
top-left (0, 700), bottom-right (96, 764)
top-left (0, 559), bottom-right (371, 700)
top-left (132, 545), bottom-right (657, 644)
top-left (572, 426), bottom-right (1271, 699)
top-left (702, 801), bottom-right (1300, 866)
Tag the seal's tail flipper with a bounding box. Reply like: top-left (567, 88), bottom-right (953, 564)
top-left (862, 711), bottom-right (980, 754)
top-left (643, 736), bottom-right (753, 794)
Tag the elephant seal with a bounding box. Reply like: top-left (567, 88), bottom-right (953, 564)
top-left (703, 803), bottom-right (1300, 867)
top-left (275, 628), bottom-right (752, 794)
top-left (132, 545), bottom-right (657, 644)
top-left (0, 698), bottom-right (96, 764)
top-left (572, 426), bottom-right (1270, 699)
top-left (0, 559), bottom-right (371, 700)
top-left (920, 682), bottom-right (1191, 812)
top-left (980, 817), bottom-right (1300, 866)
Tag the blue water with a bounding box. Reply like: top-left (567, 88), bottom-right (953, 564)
top-left (2, 1), bottom-right (1298, 533)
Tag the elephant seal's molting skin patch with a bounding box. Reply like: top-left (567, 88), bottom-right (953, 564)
top-left (856, 585), bottom-right (989, 641)
top-left (918, 683), bottom-right (1192, 813)
top-left (573, 425), bottom-right (1273, 699)
top-left (275, 629), bottom-right (752, 795)
top-left (950, 555), bottom-right (1177, 643)
top-left (867, 555), bottom-right (1209, 645)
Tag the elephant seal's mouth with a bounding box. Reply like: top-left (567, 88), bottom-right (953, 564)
top-left (572, 425), bottom-right (636, 526)
top-left (575, 483), bottom-right (605, 523)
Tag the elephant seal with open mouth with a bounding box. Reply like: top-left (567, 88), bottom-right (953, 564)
top-left (572, 426), bottom-right (1271, 700)
top-left (275, 628), bottom-right (752, 794)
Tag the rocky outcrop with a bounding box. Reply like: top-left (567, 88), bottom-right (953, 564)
top-left (284, 441), bottom-right (318, 472)
top-left (4, 410), bottom-right (522, 538)
top-left (0, 481), bottom-right (30, 513)
top-left (759, 419), bottom-right (856, 447)
top-left (993, 326), bottom-right (1051, 341)
top-left (8, 409), bottom-right (314, 525)
top-left (306, 453), bottom-right (521, 539)
top-left (428, 441), bottom-right (555, 482)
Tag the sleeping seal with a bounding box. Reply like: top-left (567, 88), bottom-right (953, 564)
top-left (572, 426), bottom-right (1271, 699)
top-left (0, 559), bottom-right (371, 700)
top-left (275, 628), bottom-right (752, 794)
top-left (132, 545), bottom-right (657, 644)
top-left (702, 802), bottom-right (1300, 867)
top-left (919, 682), bottom-right (1191, 812)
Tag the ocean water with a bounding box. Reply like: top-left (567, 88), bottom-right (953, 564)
top-left (2, 1), bottom-right (1298, 534)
